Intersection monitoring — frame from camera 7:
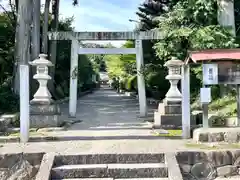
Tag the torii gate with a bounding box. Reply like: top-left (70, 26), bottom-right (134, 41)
top-left (18, 30), bottom-right (169, 142)
top-left (48, 30), bottom-right (165, 118)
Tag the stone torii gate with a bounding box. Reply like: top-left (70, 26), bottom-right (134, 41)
top-left (48, 30), bottom-right (165, 118)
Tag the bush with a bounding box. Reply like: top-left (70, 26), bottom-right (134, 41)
top-left (0, 84), bottom-right (19, 114)
top-left (111, 78), bottom-right (119, 90)
top-left (209, 96), bottom-right (235, 111)
top-left (119, 81), bottom-right (125, 91)
top-left (125, 76), bottom-right (137, 92)
top-left (80, 82), bottom-right (96, 92)
top-left (145, 71), bottom-right (169, 100)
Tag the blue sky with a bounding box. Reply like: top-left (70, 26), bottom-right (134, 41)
top-left (59, 0), bottom-right (143, 46)
top-left (1, 0), bottom-right (143, 47)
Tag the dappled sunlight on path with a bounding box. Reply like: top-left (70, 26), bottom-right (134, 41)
top-left (57, 87), bottom-right (159, 140)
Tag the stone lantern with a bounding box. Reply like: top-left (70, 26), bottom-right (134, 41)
top-left (154, 57), bottom-right (187, 129)
top-left (29, 54), bottom-right (61, 128)
top-left (29, 54), bottom-right (53, 104)
top-left (164, 57), bottom-right (183, 103)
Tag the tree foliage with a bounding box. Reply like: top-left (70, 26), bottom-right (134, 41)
top-left (153, 0), bottom-right (238, 97)
top-left (0, 6), bottom-right (99, 113)
top-left (106, 0), bottom-right (239, 100)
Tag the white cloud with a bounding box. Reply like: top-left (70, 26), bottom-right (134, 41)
top-left (1, 0), bottom-right (143, 47)
top-left (59, 0), bottom-right (142, 47)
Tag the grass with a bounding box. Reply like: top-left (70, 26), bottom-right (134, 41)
top-left (192, 95), bottom-right (236, 112)
top-left (154, 130), bottom-right (182, 136)
top-left (209, 96), bottom-right (236, 111)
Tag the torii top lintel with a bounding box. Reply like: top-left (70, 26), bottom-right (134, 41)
top-left (185, 48), bottom-right (240, 65)
top-left (47, 30), bottom-right (164, 40)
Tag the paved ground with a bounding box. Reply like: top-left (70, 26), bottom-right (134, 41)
top-left (57, 87), bottom-right (157, 137)
top-left (0, 87), bottom-right (197, 154)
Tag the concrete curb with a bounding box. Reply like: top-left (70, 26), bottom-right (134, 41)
top-left (0, 134), bottom-right (172, 143)
top-left (165, 152), bottom-right (184, 180)
top-left (35, 152), bottom-right (55, 180)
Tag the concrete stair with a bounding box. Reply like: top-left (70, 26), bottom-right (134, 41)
top-left (53, 178), bottom-right (169, 180)
top-left (55, 178), bottom-right (169, 180)
top-left (51, 163), bottom-right (168, 179)
top-left (51, 153), bottom-right (183, 180)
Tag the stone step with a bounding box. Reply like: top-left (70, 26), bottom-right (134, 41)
top-left (53, 178), bottom-right (169, 180)
top-left (215, 176), bottom-right (240, 179)
top-left (51, 163), bottom-right (168, 179)
top-left (54, 154), bottom-right (165, 165)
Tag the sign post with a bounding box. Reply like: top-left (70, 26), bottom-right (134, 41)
top-left (200, 87), bottom-right (211, 128)
top-left (201, 64), bottom-right (218, 128)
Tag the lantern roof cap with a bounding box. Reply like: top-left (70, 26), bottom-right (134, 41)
top-left (164, 57), bottom-right (183, 67)
top-left (29, 54), bottom-right (53, 66)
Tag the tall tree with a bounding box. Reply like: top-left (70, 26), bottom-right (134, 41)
top-left (136, 0), bottom-right (168, 31)
top-left (235, 0), bottom-right (240, 37)
top-left (13, 0), bottom-right (32, 94)
top-left (42, 0), bottom-right (51, 53)
top-left (48, 0), bottom-right (79, 98)
top-left (48, 0), bottom-right (60, 97)
top-left (30, 0), bottom-right (41, 95)
top-left (135, 0), bottom-right (177, 66)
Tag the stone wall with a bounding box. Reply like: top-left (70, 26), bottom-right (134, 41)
top-left (176, 150), bottom-right (240, 179)
top-left (0, 153), bottom-right (43, 180)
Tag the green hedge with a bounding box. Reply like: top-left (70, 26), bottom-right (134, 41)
top-left (145, 71), bottom-right (169, 100)
top-left (125, 76), bottom-right (137, 92)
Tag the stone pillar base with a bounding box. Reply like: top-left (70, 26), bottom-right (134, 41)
top-left (154, 111), bottom-right (182, 128)
top-left (30, 103), bottom-right (61, 128)
top-left (158, 102), bottom-right (182, 115)
top-left (154, 98), bottom-right (196, 129)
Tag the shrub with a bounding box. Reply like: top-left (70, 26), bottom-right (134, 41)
top-left (145, 71), bottom-right (169, 100)
top-left (0, 84), bottom-right (19, 114)
top-left (125, 76), bottom-right (137, 92)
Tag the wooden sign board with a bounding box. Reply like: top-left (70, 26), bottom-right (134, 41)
top-left (202, 64), bottom-right (218, 85)
top-left (203, 63), bottom-right (240, 85)
top-left (48, 30), bottom-right (164, 40)
top-left (218, 63), bottom-right (240, 84)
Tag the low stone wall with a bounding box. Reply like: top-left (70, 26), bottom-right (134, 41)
top-left (193, 127), bottom-right (240, 143)
top-left (0, 89), bottom-right (96, 134)
top-left (176, 150), bottom-right (240, 179)
top-left (0, 152), bottom-right (44, 180)
top-left (1, 150), bottom-right (240, 179)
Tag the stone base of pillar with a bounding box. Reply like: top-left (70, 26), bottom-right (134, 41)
top-left (153, 99), bottom-right (196, 129)
top-left (30, 103), bottom-right (61, 128)
top-left (153, 112), bottom-right (197, 129)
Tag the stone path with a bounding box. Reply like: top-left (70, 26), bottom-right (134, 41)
top-left (57, 87), bottom-right (158, 138)
top-left (0, 87), bottom-right (192, 154)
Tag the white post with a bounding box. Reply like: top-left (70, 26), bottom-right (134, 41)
top-left (19, 65), bottom-right (30, 143)
top-left (181, 65), bottom-right (191, 139)
top-left (69, 40), bottom-right (78, 117)
top-left (135, 39), bottom-right (147, 117)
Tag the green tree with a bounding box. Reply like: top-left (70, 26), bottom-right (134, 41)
top-left (153, 0), bottom-right (238, 98)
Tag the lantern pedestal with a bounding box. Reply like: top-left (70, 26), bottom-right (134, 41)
top-left (153, 100), bottom-right (183, 128)
top-left (30, 104), bottom-right (61, 128)
top-left (29, 54), bottom-right (62, 128)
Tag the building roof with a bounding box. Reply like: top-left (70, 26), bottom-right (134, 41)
top-left (184, 49), bottom-right (240, 64)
